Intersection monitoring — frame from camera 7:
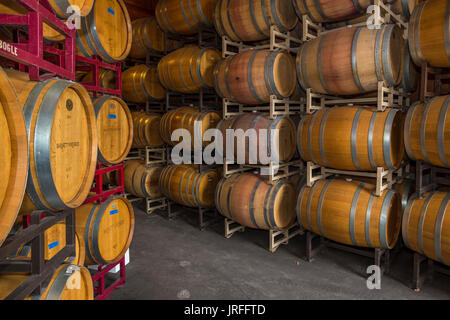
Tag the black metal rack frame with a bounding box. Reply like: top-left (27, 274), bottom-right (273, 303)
top-left (0, 209), bottom-right (75, 300)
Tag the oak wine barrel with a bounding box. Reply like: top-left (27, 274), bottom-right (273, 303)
top-left (0, 264), bottom-right (93, 300)
top-left (297, 106), bottom-right (404, 171)
top-left (297, 179), bottom-right (402, 249)
top-left (160, 107), bottom-right (221, 147)
top-left (130, 17), bottom-right (179, 59)
top-left (292, 0), bottom-right (371, 23)
top-left (124, 160), bottom-right (164, 199)
top-left (0, 67), bottom-right (28, 246)
top-left (404, 95), bottom-right (450, 168)
top-left (81, 69), bottom-right (116, 90)
top-left (213, 0), bottom-right (298, 42)
top-left (408, 0), bottom-right (450, 68)
top-left (6, 70), bottom-right (98, 214)
top-left (217, 113), bottom-right (297, 164)
top-left (122, 65), bottom-right (166, 103)
top-left (93, 96), bottom-right (133, 165)
top-left (215, 50), bottom-right (296, 105)
top-left (76, 0), bottom-right (132, 63)
top-left (297, 25), bottom-right (404, 96)
top-left (158, 46), bottom-right (221, 94)
top-left (160, 165), bottom-right (219, 208)
top-left (155, 0), bottom-right (216, 35)
top-left (403, 191), bottom-right (450, 266)
top-left (132, 112), bottom-right (164, 148)
top-left (75, 197), bottom-right (134, 265)
top-left (216, 173), bottom-right (297, 230)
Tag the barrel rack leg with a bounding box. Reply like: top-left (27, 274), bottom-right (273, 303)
top-left (412, 253), bottom-right (429, 292)
top-left (224, 218), bottom-right (245, 239)
top-left (269, 223), bottom-right (303, 253)
top-left (305, 231), bottom-right (323, 262)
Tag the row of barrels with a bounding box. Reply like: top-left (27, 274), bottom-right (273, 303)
top-left (0, 67), bottom-right (136, 248)
top-left (154, 101), bottom-right (448, 172)
top-left (0, 195), bottom-right (135, 300)
top-left (215, 172), bottom-right (449, 267)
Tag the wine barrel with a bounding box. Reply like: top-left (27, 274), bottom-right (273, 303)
top-left (292, 0), bottom-right (371, 23)
top-left (93, 96), bottom-right (133, 165)
top-left (213, 0), bottom-right (298, 42)
top-left (124, 160), bottom-right (164, 199)
top-left (216, 173), bottom-right (297, 230)
top-left (297, 25), bottom-right (404, 96)
top-left (76, 0), bottom-right (132, 63)
top-left (122, 65), bottom-right (166, 103)
top-left (298, 106), bottom-right (404, 171)
top-left (155, 0), bottom-right (216, 35)
top-left (404, 95), bottom-right (450, 168)
top-left (401, 42), bottom-right (419, 93)
top-left (158, 46), bottom-right (221, 94)
top-left (130, 17), bottom-right (179, 59)
top-left (0, 68), bottom-right (28, 246)
top-left (297, 179), bottom-right (402, 249)
top-left (6, 70), bottom-right (98, 214)
top-left (160, 107), bottom-right (221, 147)
top-left (403, 191), bottom-right (450, 266)
top-left (81, 69), bottom-right (116, 90)
top-left (217, 113), bottom-right (297, 164)
top-left (132, 112), bottom-right (164, 148)
top-left (214, 50), bottom-right (296, 105)
top-left (408, 0), bottom-right (450, 68)
top-left (75, 197), bottom-right (134, 265)
top-left (0, 264), bottom-right (93, 300)
top-left (160, 165), bottom-right (219, 208)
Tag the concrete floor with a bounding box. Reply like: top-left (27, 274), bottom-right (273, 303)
top-left (109, 206), bottom-right (450, 300)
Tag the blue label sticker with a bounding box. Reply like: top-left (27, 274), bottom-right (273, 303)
top-left (110, 209), bottom-right (119, 215)
top-left (108, 8), bottom-right (115, 15)
top-left (48, 241), bottom-right (59, 250)
top-left (109, 114), bottom-right (117, 119)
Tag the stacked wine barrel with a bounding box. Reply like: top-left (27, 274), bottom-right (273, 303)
top-left (216, 173), bottom-right (298, 230)
top-left (123, 65), bottom-right (166, 103)
top-left (93, 96), bottom-right (133, 165)
top-left (297, 179), bottom-right (402, 249)
top-left (214, 50), bottom-right (297, 104)
top-left (129, 17), bottom-right (180, 59)
top-left (5, 69), bottom-right (98, 215)
top-left (132, 112), bottom-right (164, 149)
top-left (76, 0), bottom-right (132, 62)
top-left (75, 196), bottom-right (135, 266)
top-left (160, 165), bottom-right (219, 208)
top-left (160, 107), bottom-right (221, 147)
top-left (157, 46), bottom-right (221, 94)
top-left (155, 0), bottom-right (216, 35)
top-left (124, 160), bottom-right (164, 199)
top-left (217, 114), bottom-right (297, 164)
